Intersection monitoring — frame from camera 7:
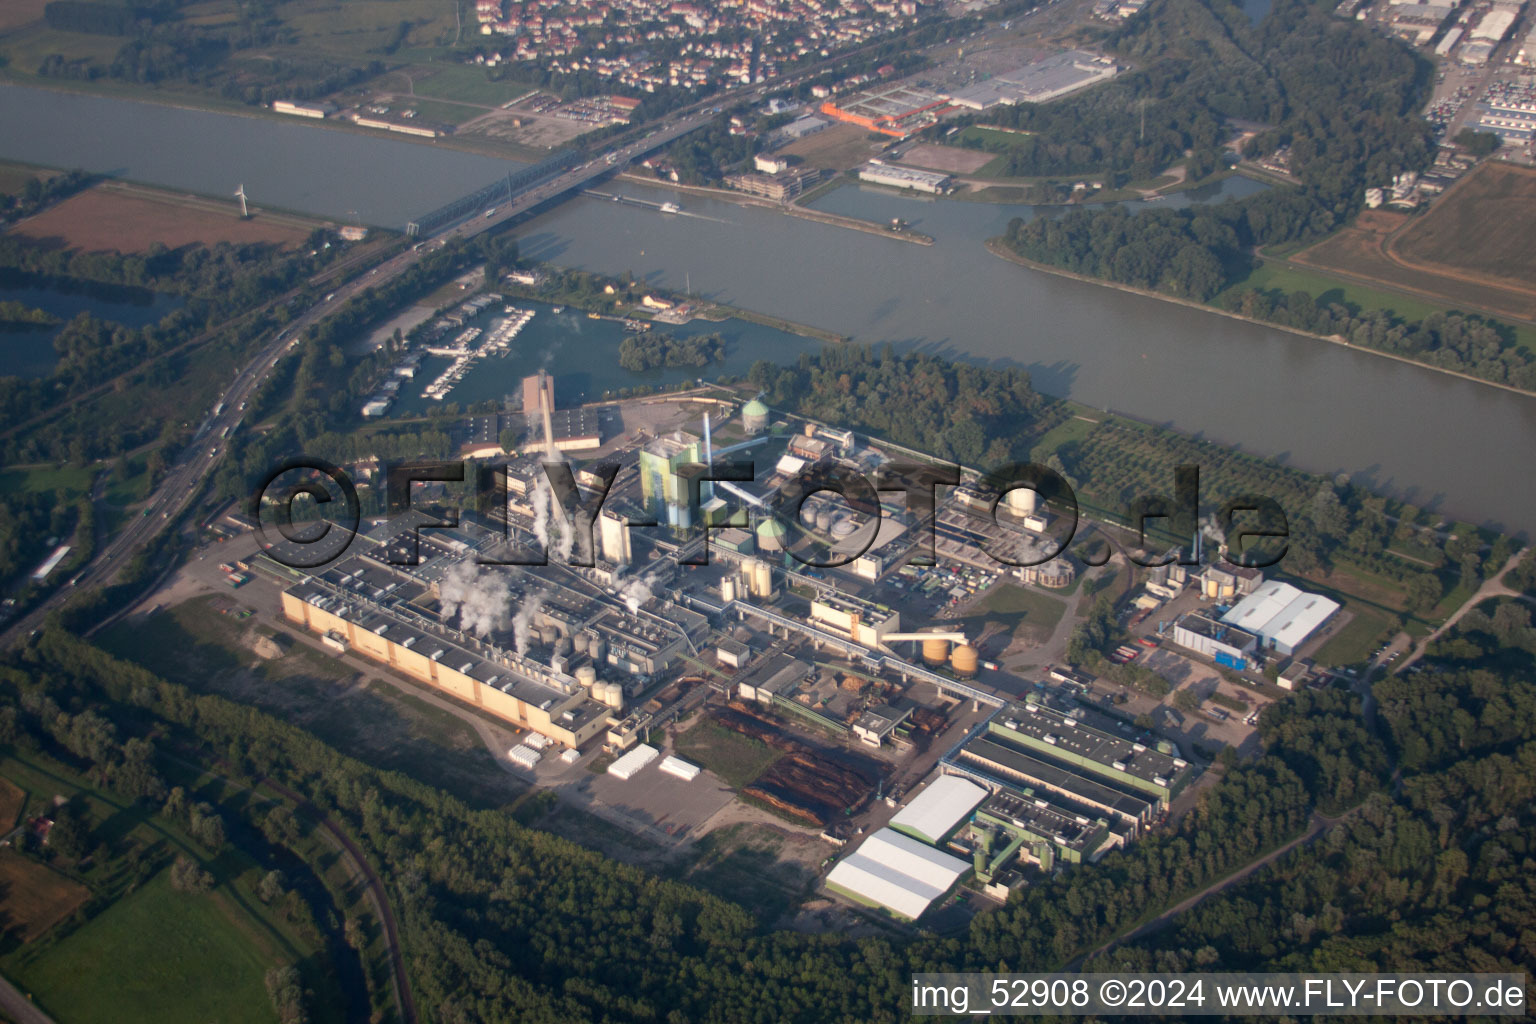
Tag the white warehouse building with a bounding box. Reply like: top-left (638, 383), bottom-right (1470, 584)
top-left (1220, 580), bottom-right (1339, 657)
top-left (825, 828), bottom-right (969, 920)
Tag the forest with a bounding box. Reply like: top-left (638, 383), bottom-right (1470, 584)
top-left (618, 331), bottom-right (727, 371)
top-left (746, 345), bottom-right (1051, 467)
top-left (998, 0), bottom-right (1450, 316)
top-left (5, 609), bottom-right (1530, 1022)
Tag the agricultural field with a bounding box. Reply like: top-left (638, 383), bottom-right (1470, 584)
top-left (13, 185), bottom-right (313, 253)
top-left (7, 869), bottom-right (276, 1024)
top-left (0, 0), bottom-right (50, 34)
top-left (409, 64), bottom-right (531, 107)
top-left (0, 853), bottom-right (90, 943)
top-left (0, 777), bottom-right (23, 827)
top-left (1390, 162), bottom-right (1536, 299)
top-left (0, 160), bottom-right (54, 196)
top-left (1290, 201), bottom-right (1536, 323)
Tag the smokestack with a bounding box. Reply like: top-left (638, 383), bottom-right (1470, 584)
top-left (703, 412), bottom-right (714, 505)
top-left (541, 377), bottom-right (557, 461)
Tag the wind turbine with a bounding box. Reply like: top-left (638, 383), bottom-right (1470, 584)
top-left (234, 184), bottom-right (249, 219)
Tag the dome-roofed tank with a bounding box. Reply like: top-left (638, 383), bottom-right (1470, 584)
top-left (742, 398), bottom-right (769, 434)
top-left (951, 644), bottom-right (979, 677)
top-left (575, 665), bottom-right (597, 689)
top-left (756, 518), bottom-right (787, 552)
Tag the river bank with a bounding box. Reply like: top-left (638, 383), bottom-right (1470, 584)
top-left (983, 238), bottom-right (1536, 399)
top-left (616, 172), bottom-right (934, 245)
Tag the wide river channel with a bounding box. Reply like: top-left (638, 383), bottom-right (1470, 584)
top-left (3, 83), bottom-right (1533, 535)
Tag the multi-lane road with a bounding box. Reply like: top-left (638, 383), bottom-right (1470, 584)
top-left (0, 101), bottom-right (736, 648)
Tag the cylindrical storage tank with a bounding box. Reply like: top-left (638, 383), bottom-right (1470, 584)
top-left (753, 561), bottom-right (773, 597)
top-left (555, 637), bottom-right (573, 658)
top-left (756, 518), bottom-right (786, 552)
top-left (590, 636), bottom-right (608, 664)
top-left (1006, 487), bottom-right (1039, 515)
top-left (604, 683), bottom-right (624, 709)
top-left (951, 644), bottom-right (979, 678)
top-left (576, 665), bottom-right (597, 690)
top-left (831, 517), bottom-right (856, 538)
top-left (572, 632), bottom-right (590, 656)
top-left (922, 637), bottom-right (951, 665)
top-left (720, 576), bottom-right (738, 603)
top-left (815, 508), bottom-right (833, 533)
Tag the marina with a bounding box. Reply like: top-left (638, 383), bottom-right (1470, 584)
top-left (422, 304), bottom-right (537, 401)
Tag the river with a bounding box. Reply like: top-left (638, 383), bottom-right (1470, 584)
top-left (1, 83), bottom-right (1532, 534)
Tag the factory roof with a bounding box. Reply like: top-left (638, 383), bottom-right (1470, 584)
top-left (889, 775), bottom-right (987, 844)
top-left (996, 702), bottom-right (1189, 788)
top-left (825, 828), bottom-right (968, 920)
top-left (955, 738), bottom-right (1157, 820)
top-left (1220, 580), bottom-right (1339, 651)
top-left (977, 788), bottom-right (1106, 854)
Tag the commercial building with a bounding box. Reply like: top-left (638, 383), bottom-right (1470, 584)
top-left (889, 775), bottom-right (987, 844)
top-left (809, 592), bottom-right (902, 647)
top-left (273, 100), bottom-right (335, 118)
top-left (1172, 611), bottom-right (1258, 669)
top-left (638, 431), bottom-right (703, 527)
top-left (280, 582), bottom-right (613, 748)
top-left (946, 51), bottom-right (1118, 110)
top-left (857, 161), bottom-right (953, 194)
top-left (1219, 580), bottom-right (1339, 656)
top-left (972, 786), bottom-right (1120, 869)
top-left (821, 84), bottom-right (951, 138)
top-left (599, 508), bottom-right (633, 566)
top-left (723, 167), bottom-right (822, 201)
top-left (945, 699), bottom-right (1193, 844)
top-left (824, 828), bottom-right (970, 920)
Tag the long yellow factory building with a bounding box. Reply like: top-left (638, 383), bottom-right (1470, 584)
top-left (281, 584), bottom-right (612, 748)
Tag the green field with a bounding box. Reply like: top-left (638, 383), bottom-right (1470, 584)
top-left (410, 64), bottom-right (528, 107)
top-left (1312, 606), bottom-right (1392, 667)
top-left (0, 463), bottom-right (94, 499)
top-left (674, 720), bottom-right (780, 789)
top-left (399, 97), bottom-right (485, 126)
top-left (957, 583), bottom-right (1067, 643)
top-left (1225, 259), bottom-right (1536, 349)
top-left (10, 870), bottom-right (274, 1024)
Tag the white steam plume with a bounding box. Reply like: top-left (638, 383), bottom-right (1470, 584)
top-left (438, 561), bottom-right (512, 638)
top-left (511, 594), bottom-right (545, 655)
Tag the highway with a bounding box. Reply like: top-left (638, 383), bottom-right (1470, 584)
top-left (0, 28), bottom-right (913, 649)
top-left (0, 102), bottom-right (731, 648)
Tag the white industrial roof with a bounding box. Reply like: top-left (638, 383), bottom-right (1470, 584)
top-left (608, 743), bottom-right (659, 780)
top-left (1220, 581), bottom-right (1339, 651)
top-left (889, 775), bottom-right (986, 843)
top-left (825, 828), bottom-right (968, 920)
top-left (775, 454), bottom-right (808, 476)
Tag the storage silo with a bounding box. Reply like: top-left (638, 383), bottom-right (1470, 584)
top-left (555, 636), bottom-right (573, 659)
top-left (590, 635), bottom-right (608, 665)
top-left (922, 636), bottom-right (951, 665)
top-left (572, 632), bottom-right (590, 657)
top-left (951, 644), bottom-right (979, 678)
top-left (1006, 487), bottom-right (1038, 516)
top-left (741, 398), bottom-right (769, 435)
top-left (720, 575), bottom-right (738, 603)
top-left (815, 507), bottom-right (833, 533)
top-left (576, 665), bottom-right (597, 690)
top-left (756, 518), bottom-right (786, 553)
top-left (751, 560), bottom-right (774, 599)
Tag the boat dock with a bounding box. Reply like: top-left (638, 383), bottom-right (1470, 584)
top-left (421, 307), bottom-right (536, 401)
